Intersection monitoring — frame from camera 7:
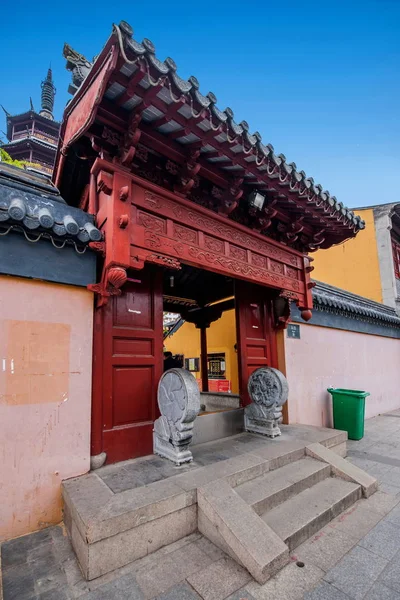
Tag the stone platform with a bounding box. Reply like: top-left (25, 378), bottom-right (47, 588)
top-left (62, 424), bottom-right (376, 584)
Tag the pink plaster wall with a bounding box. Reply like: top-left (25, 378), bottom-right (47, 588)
top-left (285, 323), bottom-right (400, 428)
top-left (0, 276), bottom-right (93, 541)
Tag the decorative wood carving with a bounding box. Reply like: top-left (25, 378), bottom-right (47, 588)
top-left (218, 177), bottom-right (244, 216)
top-left (102, 126), bottom-right (120, 146)
top-left (119, 185), bottom-right (129, 201)
top-left (88, 265), bottom-right (128, 307)
top-left (145, 253), bottom-right (181, 270)
top-left (174, 148), bottom-right (201, 195)
top-left (118, 112), bottom-right (142, 167)
top-left (86, 161), bottom-right (313, 315)
top-left (89, 241), bottom-right (106, 256)
top-left (97, 170), bottom-right (113, 195)
top-left (125, 182), bottom-right (314, 311)
top-left (119, 214), bottom-right (129, 228)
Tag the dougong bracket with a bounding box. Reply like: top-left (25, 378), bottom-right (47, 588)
top-left (118, 112), bottom-right (142, 167)
top-left (174, 148), bottom-right (201, 195)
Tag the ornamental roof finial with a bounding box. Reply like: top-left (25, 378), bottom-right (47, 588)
top-left (40, 66), bottom-right (56, 120)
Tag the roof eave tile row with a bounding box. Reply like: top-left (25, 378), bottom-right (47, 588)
top-left (0, 177), bottom-right (102, 246)
top-left (312, 281), bottom-right (400, 326)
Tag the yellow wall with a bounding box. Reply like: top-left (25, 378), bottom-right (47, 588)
top-left (312, 208), bottom-right (382, 302)
top-left (164, 309), bottom-right (239, 394)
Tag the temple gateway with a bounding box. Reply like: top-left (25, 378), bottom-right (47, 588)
top-left (54, 21), bottom-right (365, 466)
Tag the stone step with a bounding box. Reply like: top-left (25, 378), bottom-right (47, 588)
top-left (236, 457), bottom-right (330, 514)
top-left (262, 477), bottom-right (362, 551)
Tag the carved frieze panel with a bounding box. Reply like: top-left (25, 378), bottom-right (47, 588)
top-left (139, 189), bottom-right (301, 268)
top-left (230, 245), bottom-right (247, 262)
top-left (251, 254), bottom-right (266, 268)
top-left (128, 182), bottom-right (312, 306)
top-left (173, 224), bottom-right (198, 244)
top-left (270, 261), bottom-right (284, 275)
top-left (204, 235), bottom-right (225, 253)
top-left (138, 211), bottom-right (166, 234)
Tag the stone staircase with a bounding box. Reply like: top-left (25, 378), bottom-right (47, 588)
top-left (62, 428), bottom-right (377, 584)
top-left (237, 457), bottom-right (360, 550)
top-left (249, 458), bottom-right (360, 542)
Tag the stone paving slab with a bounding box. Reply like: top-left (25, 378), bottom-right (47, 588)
top-left (186, 556), bottom-right (252, 600)
top-left (323, 545), bottom-right (389, 600)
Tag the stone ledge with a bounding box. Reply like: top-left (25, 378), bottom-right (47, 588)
top-left (198, 479), bottom-right (289, 584)
top-left (62, 453), bottom-right (273, 546)
top-left (305, 442), bottom-right (378, 498)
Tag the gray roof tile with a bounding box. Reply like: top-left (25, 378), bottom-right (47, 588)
top-left (0, 163), bottom-right (101, 249)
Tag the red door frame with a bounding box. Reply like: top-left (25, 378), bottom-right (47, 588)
top-left (235, 280), bottom-right (278, 406)
top-left (89, 163), bottom-right (313, 464)
top-left (91, 266), bottom-right (163, 464)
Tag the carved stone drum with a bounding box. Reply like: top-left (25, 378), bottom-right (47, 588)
top-left (153, 368), bottom-right (200, 465)
top-left (244, 367), bottom-right (289, 438)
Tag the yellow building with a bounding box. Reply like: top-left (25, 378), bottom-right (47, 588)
top-left (312, 202), bottom-right (400, 311)
top-left (164, 309), bottom-right (239, 394)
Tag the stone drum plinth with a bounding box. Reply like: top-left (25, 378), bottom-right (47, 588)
top-left (153, 368), bottom-right (200, 465)
top-left (244, 367), bottom-right (289, 438)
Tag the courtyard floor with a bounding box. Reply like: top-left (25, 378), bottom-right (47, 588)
top-left (2, 410), bottom-right (400, 600)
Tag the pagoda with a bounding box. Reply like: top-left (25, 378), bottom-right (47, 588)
top-left (0, 68), bottom-right (60, 176)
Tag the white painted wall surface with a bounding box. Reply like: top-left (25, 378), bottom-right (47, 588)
top-left (0, 276), bottom-right (93, 541)
top-left (285, 323), bottom-right (400, 428)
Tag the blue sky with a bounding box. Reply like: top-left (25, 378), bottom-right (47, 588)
top-left (1, 0), bottom-right (399, 208)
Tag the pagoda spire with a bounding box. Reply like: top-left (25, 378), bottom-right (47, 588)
top-left (40, 67), bottom-right (56, 120)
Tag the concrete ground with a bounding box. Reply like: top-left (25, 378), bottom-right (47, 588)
top-left (2, 410), bottom-right (400, 600)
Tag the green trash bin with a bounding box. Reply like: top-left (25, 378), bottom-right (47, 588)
top-left (327, 388), bottom-right (370, 440)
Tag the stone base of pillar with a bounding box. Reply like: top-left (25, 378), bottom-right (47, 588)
top-left (153, 420), bottom-right (193, 466)
top-left (244, 410), bottom-right (282, 438)
top-left (90, 452), bottom-right (107, 470)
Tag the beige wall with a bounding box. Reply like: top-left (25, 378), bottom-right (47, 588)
top-left (0, 276), bottom-right (93, 541)
top-left (285, 323), bottom-right (400, 427)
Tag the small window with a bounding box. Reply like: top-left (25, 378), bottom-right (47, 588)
top-left (207, 352), bottom-right (226, 379)
top-left (184, 357), bottom-right (199, 372)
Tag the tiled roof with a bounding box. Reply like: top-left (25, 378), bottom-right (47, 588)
top-left (312, 281), bottom-right (400, 327)
top-left (0, 162), bottom-right (101, 250)
top-left (1, 137), bottom-right (57, 151)
top-left (113, 22), bottom-right (364, 231)
top-left (59, 21), bottom-right (365, 244)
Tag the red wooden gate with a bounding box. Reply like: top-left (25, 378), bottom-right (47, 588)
top-left (235, 280), bottom-right (278, 406)
top-left (92, 266), bottom-right (163, 464)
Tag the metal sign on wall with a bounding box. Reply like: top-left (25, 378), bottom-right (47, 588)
top-left (287, 323), bottom-right (301, 339)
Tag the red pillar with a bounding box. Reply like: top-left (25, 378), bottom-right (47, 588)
top-left (200, 326), bottom-right (209, 392)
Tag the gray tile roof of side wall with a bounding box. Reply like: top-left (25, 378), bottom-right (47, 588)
top-left (0, 163), bottom-right (101, 248)
top-left (312, 280), bottom-right (400, 327)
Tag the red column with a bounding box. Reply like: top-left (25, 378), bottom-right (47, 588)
top-left (200, 326), bottom-right (209, 392)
